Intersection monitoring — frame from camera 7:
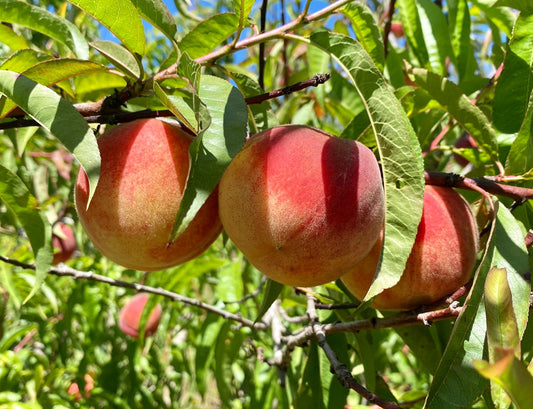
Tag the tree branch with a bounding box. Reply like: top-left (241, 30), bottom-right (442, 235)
top-left (306, 293), bottom-right (404, 409)
top-left (0, 256), bottom-right (267, 331)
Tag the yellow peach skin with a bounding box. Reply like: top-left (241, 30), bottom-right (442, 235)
top-left (75, 119), bottom-right (222, 271)
top-left (218, 125), bottom-right (385, 287)
top-left (342, 185), bottom-right (479, 311)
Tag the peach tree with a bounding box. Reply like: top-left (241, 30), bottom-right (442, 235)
top-left (0, 0), bottom-right (532, 408)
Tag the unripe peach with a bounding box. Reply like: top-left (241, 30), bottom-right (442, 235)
top-left (75, 119), bottom-right (222, 271)
top-left (341, 185), bottom-right (479, 311)
top-left (52, 222), bottom-right (77, 265)
top-left (218, 125), bottom-right (385, 287)
top-left (118, 293), bottom-right (162, 338)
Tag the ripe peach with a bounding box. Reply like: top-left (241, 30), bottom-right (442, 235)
top-left (218, 125), bottom-right (385, 287)
top-left (118, 293), bottom-right (162, 338)
top-left (75, 119), bottom-right (222, 271)
top-left (341, 185), bottom-right (479, 310)
top-left (52, 222), bottom-right (77, 264)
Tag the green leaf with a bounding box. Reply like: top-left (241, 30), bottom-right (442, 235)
top-left (340, 2), bottom-right (384, 70)
top-left (484, 267), bottom-right (519, 407)
top-left (179, 13), bottom-right (239, 60)
top-left (493, 12), bottom-right (533, 133)
top-left (310, 32), bottom-right (425, 301)
top-left (493, 0), bottom-right (533, 13)
top-left (0, 49), bottom-right (52, 77)
top-left (0, 164), bottom-right (52, 303)
top-left (424, 201), bottom-right (498, 409)
top-left (475, 348), bottom-right (533, 409)
top-left (255, 278), bottom-right (284, 324)
top-left (130, 0), bottom-right (177, 42)
top-left (505, 88), bottom-right (533, 175)
top-left (0, 59), bottom-right (109, 118)
top-left (90, 40), bottom-right (142, 79)
top-left (67, 0), bottom-right (145, 55)
top-left (294, 341), bottom-right (326, 409)
top-left (233, 0), bottom-right (253, 31)
top-left (409, 66), bottom-right (501, 168)
top-left (484, 268), bottom-right (521, 357)
top-left (416, 0), bottom-right (454, 75)
top-left (0, 70), bottom-right (100, 205)
top-left (153, 82), bottom-right (197, 132)
top-left (0, 0), bottom-right (89, 59)
top-left (0, 24), bottom-right (29, 51)
top-left (397, 0), bottom-right (429, 68)
top-left (472, 0), bottom-right (517, 37)
top-left (448, 0), bottom-right (477, 82)
top-left (169, 75), bottom-right (248, 240)
top-left (491, 204), bottom-right (530, 337)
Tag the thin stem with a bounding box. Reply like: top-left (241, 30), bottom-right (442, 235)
top-left (383, 0), bottom-right (397, 57)
top-left (0, 256), bottom-right (267, 331)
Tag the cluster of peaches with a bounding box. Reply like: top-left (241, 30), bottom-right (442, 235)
top-left (74, 118), bottom-right (479, 331)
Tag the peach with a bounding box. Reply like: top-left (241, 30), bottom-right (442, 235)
top-left (118, 293), bottom-right (162, 338)
top-left (75, 119), bottom-right (222, 271)
top-left (341, 185), bottom-right (479, 310)
top-left (52, 222), bottom-right (77, 264)
top-left (218, 125), bottom-right (385, 287)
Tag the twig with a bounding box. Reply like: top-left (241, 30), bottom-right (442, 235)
top-left (258, 0), bottom-right (268, 89)
top-left (424, 171), bottom-right (533, 202)
top-left (244, 73), bottom-right (330, 105)
top-left (0, 256), bottom-right (267, 331)
top-left (382, 0), bottom-right (397, 57)
top-left (307, 293), bottom-right (403, 409)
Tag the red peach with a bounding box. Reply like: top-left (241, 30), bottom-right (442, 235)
top-left (341, 185), bottom-right (479, 311)
top-left (118, 293), bottom-right (162, 338)
top-left (75, 119), bottom-right (222, 271)
top-left (52, 222), bottom-right (77, 264)
top-left (218, 125), bottom-right (385, 287)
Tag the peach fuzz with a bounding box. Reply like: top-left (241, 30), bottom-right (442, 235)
top-left (118, 293), bottom-right (162, 338)
top-left (218, 125), bottom-right (385, 287)
top-left (75, 118), bottom-right (222, 271)
top-left (341, 185), bottom-right (479, 311)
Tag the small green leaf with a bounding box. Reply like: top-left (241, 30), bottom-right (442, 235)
top-left (484, 268), bottom-right (521, 357)
top-left (397, 0), bottom-right (429, 68)
top-left (493, 0), bottom-right (533, 13)
top-left (153, 81), bottom-right (197, 132)
top-left (0, 70), bottom-right (100, 205)
top-left (310, 32), bottom-right (425, 301)
top-left (255, 279), bottom-right (283, 324)
top-left (233, 0), bottom-right (254, 31)
top-left (0, 0), bottom-right (89, 59)
top-left (68, 0), bottom-right (145, 55)
top-left (493, 12), bottom-right (533, 133)
top-left (409, 66), bottom-right (500, 168)
top-left (90, 40), bottom-right (142, 79)
top-left (448, 0), bottom-right (477, 82)
top-left (0, 164), bottom-right (52, 303)
top-left (475, 348), bottom-right (533, 409)
top-left (341, 2), bottom-right (384, 70)
top-left (179, 13), bottom-right (239, 60)
top-left (294, 341), bottom-right (326, 409)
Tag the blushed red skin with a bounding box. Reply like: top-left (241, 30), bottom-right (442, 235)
top-left (118, 293), bottom-right (162, 338)
top-left (52, 222), bottom-right (77, 265)
top-left (218, 125), bottom-right (385, 287)
top-left (75, 119), bottom-right (222, 271)
top-left (341, 185), bottom-right (479, 311)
